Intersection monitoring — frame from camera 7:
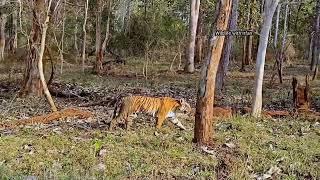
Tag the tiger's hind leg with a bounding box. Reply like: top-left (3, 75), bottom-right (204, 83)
top-left (109, 118), bottom-right (118, 131)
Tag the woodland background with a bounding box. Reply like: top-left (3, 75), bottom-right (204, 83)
top-left (0, 0), bottom-right (319, 179)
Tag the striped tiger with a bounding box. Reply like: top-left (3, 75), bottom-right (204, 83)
top-left (109, 95), bottom-right (191, 130)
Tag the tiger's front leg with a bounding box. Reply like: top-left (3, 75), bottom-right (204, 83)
top-left (167, 111), bottom-right (186, 130)
top-left (169, 118), bottom-right (186, 130)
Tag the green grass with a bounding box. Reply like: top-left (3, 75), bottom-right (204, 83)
top-left (0, 57), bottom-right (319, 179)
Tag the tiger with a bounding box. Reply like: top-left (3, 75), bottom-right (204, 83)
top-left (109, 95), bottom-right (192, 131)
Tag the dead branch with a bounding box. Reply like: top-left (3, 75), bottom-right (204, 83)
top-left (0, 108), bottom-right (92, 129)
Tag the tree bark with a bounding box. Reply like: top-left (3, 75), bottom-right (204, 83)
top-left (38, 0), bottom-right (57, 112)
top-left (0, 0), bottom-right (6, 60)
top-left (95, 0), bottom-right (112, 75)
top-left (82, 0), bottom-right (89, 72)
top-left (20, 0), bottom-right (45, 96)
top-left (59, 0), bottom-right (66, 74)
top-left (94, 0), bottom-right (103, 74)
top-left (20, 0), bottom-right (57, 111)
top-left (252, 0), bottom-right (279, 118)
top-left (311, 0), bottom-right (320, 79)
top-left (193, 0), bottom-right (231, 146)
top-left (185, 0), bottom-right (200, 73)
top-left (216, 0), bottom-right (238, 93)
top-left (195, 6), bottom-right (203, 63)
top-left (277, 2), bottom-right (288, 84)
top-left (273, 4), bottom-right (281, 48)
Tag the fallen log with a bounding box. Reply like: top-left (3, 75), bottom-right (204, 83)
top-left (0, 108), bottom-right (92, 129)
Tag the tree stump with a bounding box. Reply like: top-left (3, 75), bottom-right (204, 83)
top-left (292, 75), bottom-right (310, 110)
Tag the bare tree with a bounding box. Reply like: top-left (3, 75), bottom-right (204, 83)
top-left (252, 0), bottom-right (279, 118)
top-left (193, 0), bottom-right (231, 146)
top-left (185, 0), bottom-right (200, 73)
top-left (0, 0), bottom-right (6, 60)
top-left (82, 0), bottom-right (89, 72)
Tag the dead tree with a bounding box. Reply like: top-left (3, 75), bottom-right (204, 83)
top-left (193, 0), bottom-right (231, 146)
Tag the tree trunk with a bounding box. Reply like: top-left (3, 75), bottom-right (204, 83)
top-left (273, 4), bottom-right (281, 48)
top-left (0, 0), bottom-right (6, 60)
top-left (7, 1), bottom-right (18, 53)
top-left (246, 2), bottom-right (253, 65)
top-left (277, 2), bottom-right (288, 84)
top-left (185, 0), bottom-right (200, 73)
top-left (95, 0), bottom-right (112, 75)
top-left (59, 0), bottom-right (66, 74)
top-left (20, 0), bottom-right (58, 112)
top-left (312, 0), bottom-right (320, 80)
top-left (252, 0), bottom-right (279, 118)
top-left (20, 0), bottom-right (45, 96)
top-left (94, 0), bottom-right (103, 74)
top-left (12, 4), bottom-right (18, 51)
top-left (38, 0), bottom-right (57, 112)
top-left (195, 6), bottom-right (203, 63)
top-left (82, 0), bottom-right (89, 72)
top-left (193, 0), bottom-right (231, 146)
top-left (216, 0), bottom-right (238, 93)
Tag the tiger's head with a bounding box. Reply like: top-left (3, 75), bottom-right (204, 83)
top-left (177, 98), bottom-right (192, 114)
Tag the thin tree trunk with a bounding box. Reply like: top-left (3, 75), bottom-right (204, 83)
top-left (246, 1), bottom-right (254, 65)
top-left (95, 0), bottom-right (112, 74)
top-left (241, 37), bottom-right (247, 71)
top-left (310, 0), bottom-right (320, 76)
top-left (38, 0), bottom-right (57, 112)
top-left (12, 4), bottom-right (18, 51)
top-left (82, 0), bottom-right (89, 72)
top-left (277, 2), bottom-right (288, 84)
top-left (193, 0), bottom-right (231, 146)
top-left (274, 4), bottom-right (280, 48)
top-left (74, 11), bottom-right (79, 63)
top-left (195, 6), bottom-right (203, 63)
top-left (312, 0), bottom-right (320, 79)
top-left (60, 0), bottom-right (66, 74)
top-left (216, 0), bottom-right (238, 93)
top-left (124, 0), bottom-right (132, 34)
top-left (185, 0), bottom-right (200, 73)
top-left (94, 0), bottom-right (103, 74)
top-left (0, 0), bottom-right (6, 60)
top-left (252, 0), bottom-right (279, 118)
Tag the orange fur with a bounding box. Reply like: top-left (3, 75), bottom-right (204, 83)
top-left (109, 96), bottom-right (191, 130)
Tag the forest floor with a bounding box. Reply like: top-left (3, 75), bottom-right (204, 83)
top-left (0, 57), bottom-right (319, 179)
